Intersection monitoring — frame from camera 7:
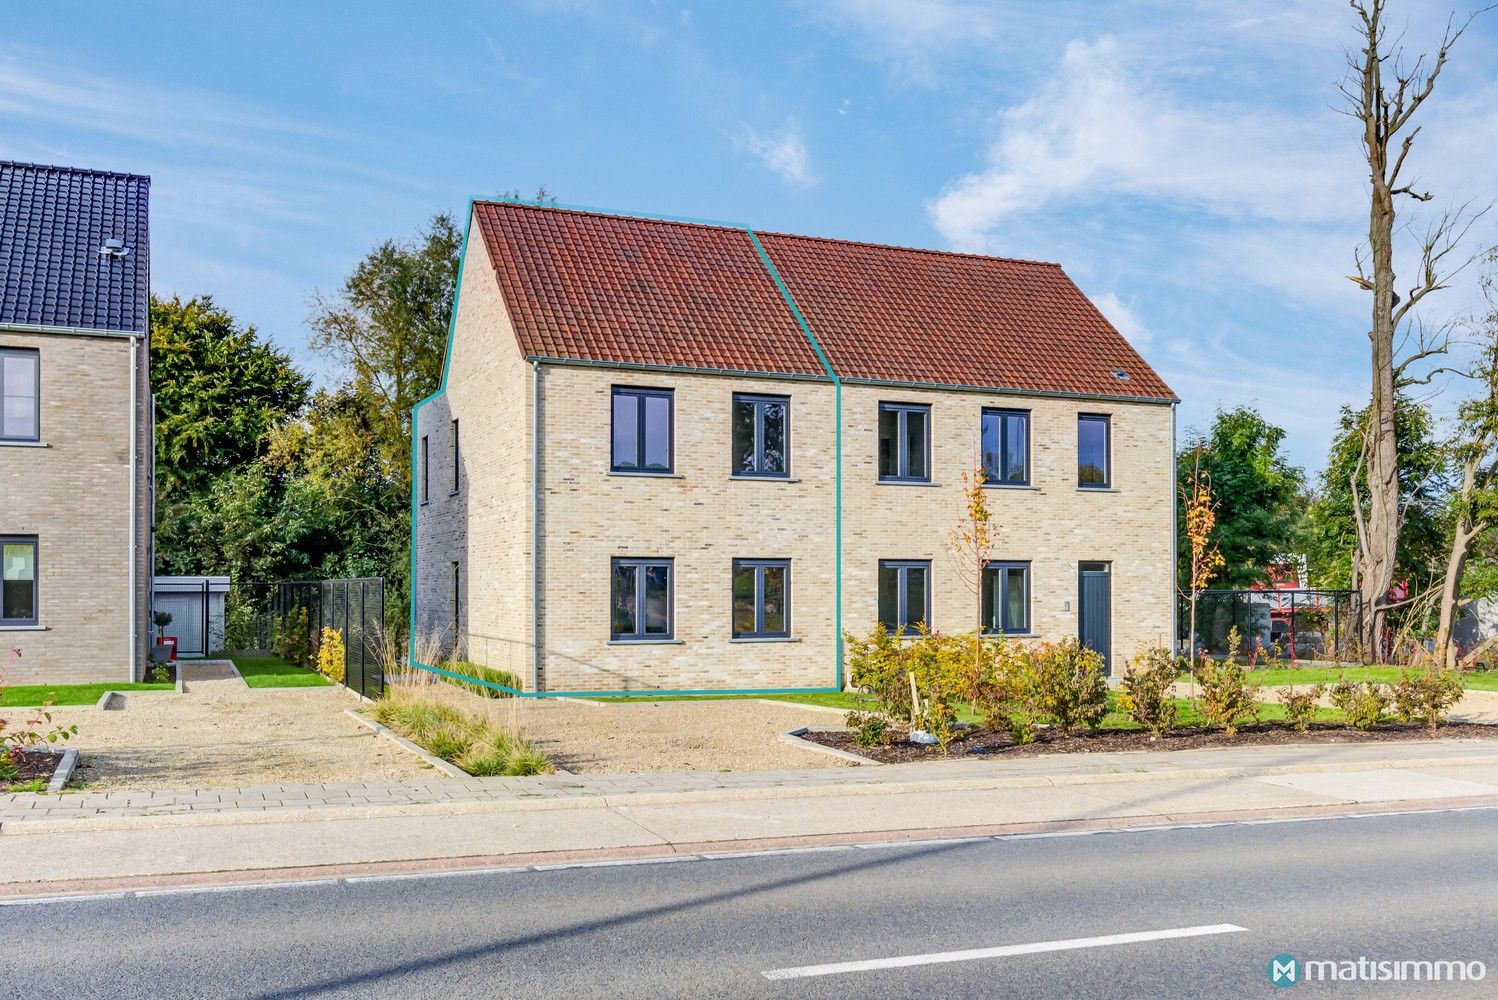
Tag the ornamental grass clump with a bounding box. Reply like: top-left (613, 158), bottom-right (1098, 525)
top-left (1118, 646), bottom-right (1178, 739)
top-left (370, 674), bottom-right (551, 776)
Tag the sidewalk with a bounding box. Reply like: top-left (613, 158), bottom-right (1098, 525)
top-left (5, 739), bottom-right (1498, 890)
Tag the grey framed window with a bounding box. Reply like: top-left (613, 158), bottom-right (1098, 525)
top-left (1078, 414), bottom-right (1111, 488)
top-left (1, 536), bottom-right (38, 626)
top-left (982, 561), bottom-right (1031, 634)
top-left (733, 559), bottom-right (790, 638)
top-left (450, 419), bottom-right (460, 494)
top-left (878, 560), bottom-right (930, 636)
top-left (878, 403), bottom-right (930, 482)
top-left (420, 435), bottom-right (429, 504)
top-left (612, 387), bottom-right (674, 473)
top-left (611, 558), bottom-right (673, 640)
top-left (451, 561), bottom-right (461, 639)
top-left (981, 408), bottom-right (1030, 485)
top-left (1, 348), bottom-right (40, 443)
top-left (732, 394), bottom-right (789, 478)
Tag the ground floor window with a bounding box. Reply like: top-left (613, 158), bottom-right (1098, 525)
top-left (1, 536), bottom-right (37, 626)
top-left (878, 560), bottom-right (929, 636)
top-left (982, 561), bottom-right (1030, 634)
top-left (611, 558), bottom-right (673, 640)
top-left (733, 559), bottom-right (789, 638)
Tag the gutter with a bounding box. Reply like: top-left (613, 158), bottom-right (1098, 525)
top-left (531, 359), bottom-right (542, 692)
top-left (0, 321), bottom-right (142, 339)
top-left (127, 333), bottom-right (139, 682)
top-left (1170, 401), bottom-right (1179, 656)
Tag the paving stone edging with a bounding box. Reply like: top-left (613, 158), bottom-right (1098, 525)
top-left (780, 727), bottom-right (882, 765)
top-left (343, 709), bottom-right (468, 778)
top-left (45, 749), bottom-right (79, 794)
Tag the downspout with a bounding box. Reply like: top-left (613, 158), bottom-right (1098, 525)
top-left (745, 230), bottom-right (844, 689)
top-left (1170, 400), bottom-right (1179, 656)
top-left (128, 334), bottom-right (139, 682)
top-left (531, 360), bottom-right (543, 692)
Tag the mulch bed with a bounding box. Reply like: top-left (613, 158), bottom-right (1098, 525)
top-left (803, 722), bottom-right (1498, 765)
top-left (1, 748), bottom-right (61, 791)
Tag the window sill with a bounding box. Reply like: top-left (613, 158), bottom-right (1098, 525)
top-left (1077, 486), bottom-right (1119, 493)
top-left (607, 638), bottom-right (685, 646)
top-left (609, 471), bottom-right (684, 479)
top-left (730, 475), bottom-right (800, 483)
top-left (876, 479), bottom-right (939, 487)
top-left (982, 483), bottom-right (1039, 491)
top-left (982, 631), bottom-right (1038, 639)
top-left (0, 624), bottom-right (48, 631)
top-left (0, 440), bottom-right (48, 449)
top-left (730, 636), bottom-right (800, 643)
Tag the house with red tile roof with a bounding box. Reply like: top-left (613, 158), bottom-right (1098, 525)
top-left (412, 201), bottom-right (1177, 695)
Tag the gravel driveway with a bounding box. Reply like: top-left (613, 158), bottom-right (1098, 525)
top-left (9, 663), bottom-right (432, 791)
top-left (510, 697), bottom-right (854, 774)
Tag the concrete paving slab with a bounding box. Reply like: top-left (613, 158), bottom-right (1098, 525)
top-left (1251, 768), bottom-right (1498, 803)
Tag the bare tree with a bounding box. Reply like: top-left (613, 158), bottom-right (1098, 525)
top-left (1434, 265), bottom-right (1498, 666)
top-left (1339, 0), bottom-right (1488, 655)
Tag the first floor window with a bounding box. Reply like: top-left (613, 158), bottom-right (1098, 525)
top-left (612, 558), bottom-right (673, 640)
top-left (1, 537), bottom-right (37, 625)
top-left (450, 419), bottom-right (460, 493)
top-left (732, 394), bottom-right (789, 477)
top-left (733, 559), bottom-right (790, 638)
top-left (612, 387), bottom-right (674, 473)
top-left (878, 560), bottom-right (929, 636)
top-left (878, 403), bottom-right (930, 481)
top-left (451, 561), bottom-right (461, 638)
top-left (1, 348), bottom-right (40, 442)
top-left (981, 408), bottom-right (1030, 485)
top-left (1077, 413), bottom-right (1110, 487)
top-left (420, 435), bottom-right (429, 502)
top-left (982, 561), bottom-right (1030, 634)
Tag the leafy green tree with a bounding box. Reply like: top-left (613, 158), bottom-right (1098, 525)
top-left (1176, 406), bottom-right (1306, 588)
top-left (1303, 397), bottom-right (1449, 591)
top-left (151, 295), bottom-right (309, 574)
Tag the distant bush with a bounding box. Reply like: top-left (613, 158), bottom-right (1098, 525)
top-left (1330, 677), bottom-right (1389, 732)
top-left (1391, 668), bottom-right (1464, 731)
top-left (315, 627), bottom-right (346, 683)
top-left (1118, 646), bottom-right (1179, 739)
top-left (275, 607), bottom-right (311, 668)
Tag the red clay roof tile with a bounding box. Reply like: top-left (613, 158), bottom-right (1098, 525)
top-left (473, 201), bottom-right (1175, 401)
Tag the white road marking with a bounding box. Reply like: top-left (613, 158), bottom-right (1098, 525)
top-left (761, 923), bottom-right (1249, 980)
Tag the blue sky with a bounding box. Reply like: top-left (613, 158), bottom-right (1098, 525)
top-left (4, 0), bottom-right (1495, 473)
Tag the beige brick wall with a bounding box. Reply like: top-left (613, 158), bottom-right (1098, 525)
top-left (1, 328), bottom-right (151, 685)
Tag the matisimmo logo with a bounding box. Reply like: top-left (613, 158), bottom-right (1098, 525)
top-left (1268, 953), bottom-right (1486, 986)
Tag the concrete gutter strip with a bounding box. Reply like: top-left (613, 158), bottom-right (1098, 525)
top-left (780, 727), bottom-right (882, 766)
top-left (344, 709), bottom-right (468, 779)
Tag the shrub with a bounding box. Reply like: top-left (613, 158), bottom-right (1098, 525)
top-left (845, 711), bottom-right (891, 748)
top-left (1, 648), bottom-right (77, 778)
top-left (1330, 677), bottom-right (1389, 732)
top-left (315, 627), bottom-right (347, 683)
top-left (1193, 653), bottom-right (1259, 735)
top-left (275, 607), bottom-right (311, 667)
top-left (1118, 646), bottom-right (1178, 739)
top-left (223, 589), bottom-right (260, 650)
top-left (844, 623), bottom-right (911, 722)
top-left (447, 661), bottom-right (519, 699)
top-left (1278, 684), bottom-right (1326, 732)
top-left (904, 629), bottom-right (966, 753)
top-left (1015, 639), bottom-right (1108, 736)
top-left (1391, 668), bottom-right (1464, 731)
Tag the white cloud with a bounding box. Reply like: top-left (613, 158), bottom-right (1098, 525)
top-left (733, 120), bottom-right (817, 187)
top-left (928, 36), bottom-right (1356, 252)
top-left (1089, 291), bottom-right (1152, 350)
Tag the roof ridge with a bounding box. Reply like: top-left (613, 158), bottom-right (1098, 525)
top-left (0, 160), bottom-right (151, 183)
top-left (473, 199), bottom-right (1058, 268)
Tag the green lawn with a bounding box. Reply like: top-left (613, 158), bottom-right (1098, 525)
top-left (230, 655), bottom-right (332, 689)
top-left (1177, 666), bottom-right (1498, 691)
top-left (0, 681), bottom-right (173, 708)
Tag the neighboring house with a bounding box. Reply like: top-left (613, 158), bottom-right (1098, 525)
top-left (0, 161), bottom-right (152, 684)
top-left (413, 201), bottom-right (1177, 695)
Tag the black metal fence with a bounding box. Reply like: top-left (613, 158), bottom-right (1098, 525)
top-left (237, 578), bottom-right (387, 699)
top-left (1178, 588), bottom-right (1365, 661)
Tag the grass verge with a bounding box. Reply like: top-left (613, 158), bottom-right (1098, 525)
top-left (0, 681), bottom-right (172, 707)
top-left (1176, 665), bottom-right (1498, 692)
top-left (230, 655), bottom-right (333, 689)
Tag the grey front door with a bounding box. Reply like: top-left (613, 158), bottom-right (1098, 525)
top-left (1079, 562), bottom-right (1112, 674)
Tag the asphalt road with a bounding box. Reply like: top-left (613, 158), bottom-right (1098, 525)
top-left (5, 807), bottom-right (1497, 999)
